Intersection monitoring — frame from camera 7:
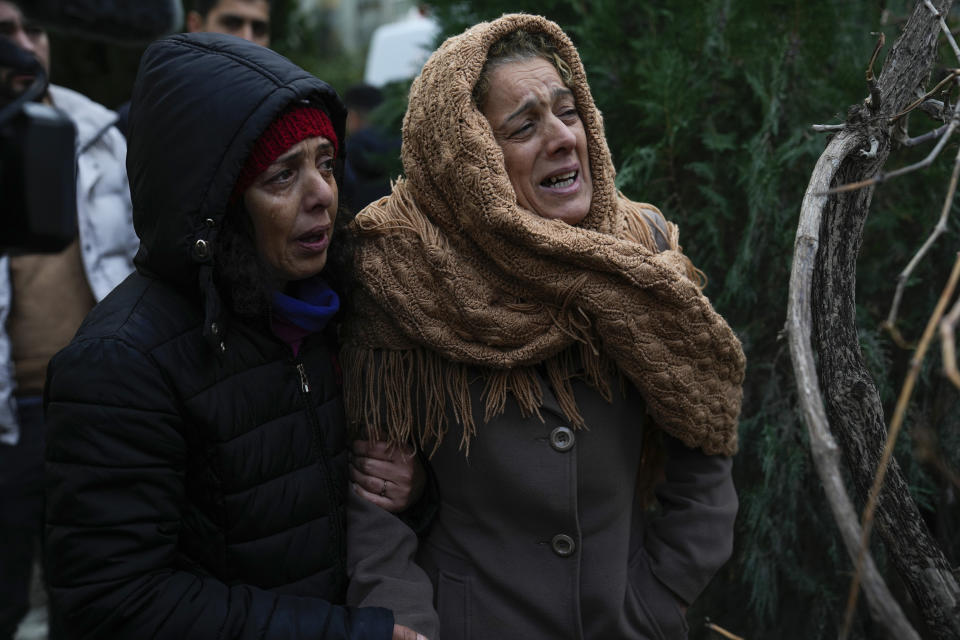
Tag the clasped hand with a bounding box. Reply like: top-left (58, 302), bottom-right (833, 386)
top-left (350, 439), bottom-right (425, 512)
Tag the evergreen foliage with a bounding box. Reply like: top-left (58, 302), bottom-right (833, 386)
top-left (273, 1), bottom-right (366, 101)
top-left (401, 1), bottom-right (960, 637)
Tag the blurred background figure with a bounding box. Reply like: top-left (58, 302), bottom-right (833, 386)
top-left (361, 4), bottom-right (437, 87)
top-left (0, 1), bottom-right (138, 638)
top-left (342, 82), bottom-right (400, 213)
top-left (185, 0), bottom-right (270, 47)
top-left (116, 0), bottom-right (272, 137)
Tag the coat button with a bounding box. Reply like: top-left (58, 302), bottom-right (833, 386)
top-left (550, 426), bottom-right (575, 452)
top-left (552, 533), bottom-right (575, 557)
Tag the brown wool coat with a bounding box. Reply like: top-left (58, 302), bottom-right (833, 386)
top-left (411, 373), bottom-right (737, 640)
top-left (346, 359), bottom-right (737, 640)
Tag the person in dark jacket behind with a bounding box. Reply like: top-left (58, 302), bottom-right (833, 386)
top-left (341, 83), bottom-right (400, 214)
top-left (42, 33), bottom-right (437, 640)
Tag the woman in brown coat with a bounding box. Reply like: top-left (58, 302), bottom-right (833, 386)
top-left (341, 14), bottom-right (745, 640)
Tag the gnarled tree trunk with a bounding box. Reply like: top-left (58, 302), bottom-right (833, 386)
top-left (790, 0), bottom-right (960, 637)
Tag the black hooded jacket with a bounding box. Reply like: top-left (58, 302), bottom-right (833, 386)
top-left (42, 34), bottom-right (393, 639)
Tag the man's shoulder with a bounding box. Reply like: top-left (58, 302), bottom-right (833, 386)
top-left (48, 84), bottom-right (120, 148)
top-left (48, 84), bottom-right (111, 116)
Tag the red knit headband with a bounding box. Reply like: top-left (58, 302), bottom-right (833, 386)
top-left (233, 105), bottom-right (338, 198)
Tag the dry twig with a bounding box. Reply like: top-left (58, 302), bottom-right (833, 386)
top-left (705, 620), bottom-right (746, 640)
top-left (882, 139), bottom-right (960, 342)
top-left (925, 0), bottom-right (960, 59)
top-left (890, 69), bottom-right (960, 121)
top-left (867, 32), bottom-right (887, 110)
top-left (940, 276), bottom-right (960, 388)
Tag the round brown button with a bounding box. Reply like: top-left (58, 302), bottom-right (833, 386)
top-left (550, 426), bottom-right (575, 452)
top-left (551, 533), bottom-right (575, 557)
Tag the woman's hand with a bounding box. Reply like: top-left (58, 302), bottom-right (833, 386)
top-left (350, 439), bottom-right (425, 512)
top-left (393, 624), bottom-right (428, 640)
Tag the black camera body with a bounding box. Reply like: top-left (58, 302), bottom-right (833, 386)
top-left (1, 0), bottom-right (181, 253)
top-left (0, 34), bottom-right (77, 253)
top-left (1, 95), bottom-right (78, 253)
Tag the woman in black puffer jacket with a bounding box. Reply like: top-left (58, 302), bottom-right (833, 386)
top-left (42, 34), bottom-right (436, 640)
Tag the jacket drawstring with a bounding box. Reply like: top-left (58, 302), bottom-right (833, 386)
top-left (193, 218), bottom-right (226, 355)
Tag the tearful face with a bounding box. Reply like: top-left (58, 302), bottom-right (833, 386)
top-left (243, 136), bottom-right (339, 288)
top-left (481, 57), bottom-right (592, 225)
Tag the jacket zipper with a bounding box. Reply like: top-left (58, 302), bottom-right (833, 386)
top-left (294, 360), bottom-right (346, 591)
top-left (297, 362), bottom-right (311, 393)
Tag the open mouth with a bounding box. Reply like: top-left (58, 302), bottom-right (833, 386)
top-left (541, 170), bottom-right (578, 189)
top-left (298, 231), bottom-right (327, 243)
top-left (296, 228), bottom-right (330, 251)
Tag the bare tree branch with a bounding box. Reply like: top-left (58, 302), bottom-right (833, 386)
top-left (788, 129), bottom-right (922, 640)
top-left (900, 122), bottom-right (949, 146)
top-left (819, 96), bottom-right (960, 195)
top-left (883, 136), bottom-right (960, 340)
top-left (812, 123), bottom-right (846, 132)
top-left (919, 98), bottom-right (949, 120)
top-left (790, 0), bottom-right (960, 637)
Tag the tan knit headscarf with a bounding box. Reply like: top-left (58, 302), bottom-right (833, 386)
top-left (341, 14), bottom-right (745, 457)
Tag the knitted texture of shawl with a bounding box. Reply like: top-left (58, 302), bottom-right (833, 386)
top-left (340, 13), bottom-right (745, 457)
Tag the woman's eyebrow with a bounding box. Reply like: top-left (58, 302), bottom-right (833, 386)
top-left (271, 140), bottom-right (334, 165)
top-left (503, 97), bottom-right (539, 126)
top-left (273, 148), bottom-right (304, 165)
top-left (502, 87), bottom-right (575, 127)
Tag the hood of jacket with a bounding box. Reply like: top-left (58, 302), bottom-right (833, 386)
top-left (126, 33), bottom-right (346, 289)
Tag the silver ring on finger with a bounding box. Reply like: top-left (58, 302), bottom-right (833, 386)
top-left (379, 478), bottom-right (388, 497)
